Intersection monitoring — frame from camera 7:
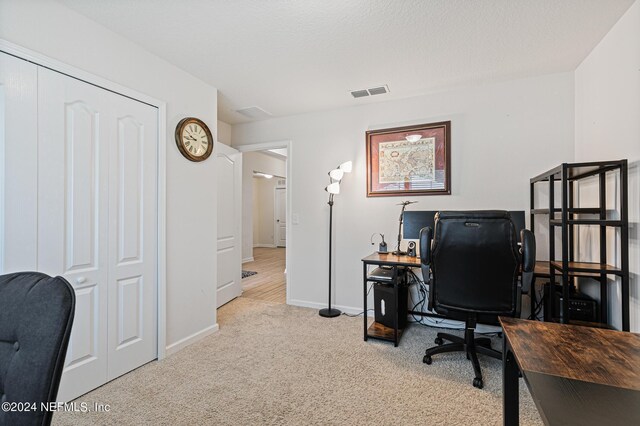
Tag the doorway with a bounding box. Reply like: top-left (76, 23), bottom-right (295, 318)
top-left (238, 142), bottom-right (290, 304)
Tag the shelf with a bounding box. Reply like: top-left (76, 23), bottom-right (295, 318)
top-left (531, 159), bottom-right (630, 331)
top-left (549, 219), bottom-right (623, 226)
top-left (550, 261), bottom-right (624, 276)
top-left (531, 208), bottom-right (602, 215)
top-left (530, 160), bottom-right (626, 183)
top-left (366, 321), bottom-right (403, 341)
top-left (534, 261), bottom-right (600, 278)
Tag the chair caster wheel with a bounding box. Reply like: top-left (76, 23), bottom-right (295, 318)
top-left (434, 337), bottom-right (443, 345)
top-left (423, 355), bottom-right (432, 365)
top-left (473, 378), bottom-right (483, 389)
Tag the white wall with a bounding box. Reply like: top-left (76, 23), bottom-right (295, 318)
top-left (0, 0), bottom-right (219, 351)
top-left (253, 177), bottom-right (286, 247)
top-left (241, 151), bottom-right (286, 260)
top-left (574, 0), bottom-right (640, 331)
top-left (217, 120), bottom-right (232, 145)
top-left (233, 73), bottom-right (575, 312)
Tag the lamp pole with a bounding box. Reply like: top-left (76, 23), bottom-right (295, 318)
top-left (320, 161), bottom-right (351, 318)
top-left (320, 194), bottom-right (341, 317)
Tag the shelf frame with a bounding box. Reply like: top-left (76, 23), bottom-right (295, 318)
top-left (530, 160), bottom-right (629, 331)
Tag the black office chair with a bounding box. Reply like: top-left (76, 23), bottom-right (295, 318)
top-left (419, 211), bottom-right (535, 389)
top-left (0, 272), bottom-right (75, 426)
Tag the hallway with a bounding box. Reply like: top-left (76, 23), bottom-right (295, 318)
top-left (241, 247), bottom-right (286, 304)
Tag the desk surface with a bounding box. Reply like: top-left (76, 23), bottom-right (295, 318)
top-left (361, 252), bottom-right (421, 267)
top-left (501, 317), bottom-right (640, 425)
top-left (363, 257), bottom-right (559, 273)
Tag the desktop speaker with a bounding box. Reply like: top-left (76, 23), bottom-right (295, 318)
top-left (373, 282), bottom-right (408, 329)
top-left (407, 241), bottom-right (416, 257)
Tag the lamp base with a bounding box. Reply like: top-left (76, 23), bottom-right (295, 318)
top-left (319, 308), bottom-right (342, 318)
top-left (392, 250), bottom-right (407, 256)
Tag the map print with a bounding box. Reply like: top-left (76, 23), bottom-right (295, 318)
top-left (378, 137), bottom-right (435, 184)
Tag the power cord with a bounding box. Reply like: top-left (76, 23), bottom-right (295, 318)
top-left (406, 269), bottom-right (464, 329)
top-left (341, 283), bottom-right (375, 317)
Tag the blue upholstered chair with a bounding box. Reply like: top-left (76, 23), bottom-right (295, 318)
top-left (0, 272), bottom-right (75, 426)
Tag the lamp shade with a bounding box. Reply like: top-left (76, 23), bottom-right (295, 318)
top-left (405, 134), bottom-right (422, 143)
top-left (325, 182), bottom-right (340, 194)
top-left (329, 168), bottom-right (344, 181)
top-left (339, 161), bottom-right (353, 173)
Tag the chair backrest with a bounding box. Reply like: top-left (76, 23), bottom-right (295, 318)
top-left (426, 211), bottom-right (521, 317)
top-left (0, 272), bottom-right (75, 426)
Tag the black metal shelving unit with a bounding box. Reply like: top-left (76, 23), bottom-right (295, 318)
top-left (530, 160), bottom-right (630, 331)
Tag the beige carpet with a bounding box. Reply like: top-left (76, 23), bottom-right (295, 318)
top-left (53, 298), bottom-right (543, 425)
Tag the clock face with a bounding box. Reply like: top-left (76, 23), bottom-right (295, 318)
top-left (175, 118), bottom-right (214, 162)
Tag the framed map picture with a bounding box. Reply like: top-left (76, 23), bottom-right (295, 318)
top-left (366, 121), bottom-right (451, 197)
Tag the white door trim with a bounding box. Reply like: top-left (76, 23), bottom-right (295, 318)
top-left (237, 140), bottom-right (292, 304)
top-left (0, 39), bottom-right (168, 360)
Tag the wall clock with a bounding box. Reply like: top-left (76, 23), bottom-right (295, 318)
top-left (175, 117), bottom-right (214, 162)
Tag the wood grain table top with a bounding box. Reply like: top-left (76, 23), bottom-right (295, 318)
top-left (361, 252), bottom-right (421, 267)
top-left (500, 317), bottom-right (640, 391)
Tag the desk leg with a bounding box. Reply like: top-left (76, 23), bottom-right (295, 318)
top-left (394, 276), bottom-right (399, 347)
top-left (363, 262), bottom-right (368, 342)
top-left (529, 279), bottom-right (537, 321)
top-left (503, 338), bottom-right (519, 426)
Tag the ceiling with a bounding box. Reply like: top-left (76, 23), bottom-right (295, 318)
top-left (59, 0), bottom-right (634, 124)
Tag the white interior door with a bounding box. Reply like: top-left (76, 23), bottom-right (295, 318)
top-left (37, 67), bottom-right (158, 401)
top-left (275, 187), bottom-right (286, 247)
top-left (216, 142), bottom-right (242, 307)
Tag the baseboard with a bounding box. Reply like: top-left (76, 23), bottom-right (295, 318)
top-left (287, 298), bottom-right (502, 332)
top-left (253, 244), bottom-right (276, 248)
top-left (242, 257), bottom-right (254, 263)
top-left (288, 299), bottom-right (372, 317)
top-left (165, 323), bottom-right (219, 356)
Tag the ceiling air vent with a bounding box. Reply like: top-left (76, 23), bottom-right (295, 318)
top-left (368, 86), bottom-right (389, 96)
top-left (350, 89), bottom-right (370, 98)
top-left (235, 106), bottom-right (272, 120)
top-left (350, 85), bottom-right (390, 99)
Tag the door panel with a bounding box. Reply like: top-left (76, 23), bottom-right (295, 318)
top-left (37, 68), bottom-right (110, 402)
top-left (216, 143), bottom-right (242, 307)
top-left (107, 97), bottom-right (157, 380)
top-left (0, 52), bottom-right (38, 272)
top-left (275, 187), bottom-right (287, 247)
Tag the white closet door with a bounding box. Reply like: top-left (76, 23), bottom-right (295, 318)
top-left (37, 68), bottom-right (110, 401)
top-left (37, 67), bottom-right (158, 401)
top-left (0, 52), bottom-right (38, 272)
top-left (106, 93), bottom-right (158, 380)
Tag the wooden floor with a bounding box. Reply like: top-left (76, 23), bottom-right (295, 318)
top-left (241, 247), bottom-right (286, 304)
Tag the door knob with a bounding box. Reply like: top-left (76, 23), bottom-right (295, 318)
top-left (76, 277), bottom-right (87, 284)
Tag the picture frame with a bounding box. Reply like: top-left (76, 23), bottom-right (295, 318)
top-left (366, 121), bottom-right (451, 197)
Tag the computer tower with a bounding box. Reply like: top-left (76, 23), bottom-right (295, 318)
top-left (373, 282), bottom-right (408, 329)
top-left (545, 284), bottom-right (598, 323)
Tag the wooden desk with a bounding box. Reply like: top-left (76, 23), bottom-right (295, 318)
top-left (500, 317), bottom-right (640, 425)
top-left (361, 253), bottom-right (421, 347)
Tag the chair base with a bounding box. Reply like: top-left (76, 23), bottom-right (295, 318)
top-left (423, 327), bottom-right (501, 389)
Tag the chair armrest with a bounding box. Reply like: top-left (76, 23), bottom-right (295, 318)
top-left (419, 226), bottom-right (432, 266)
top-left (520, 229), bottom-right (535, 273)
top-left (520, 229), bottom-right (536, 294)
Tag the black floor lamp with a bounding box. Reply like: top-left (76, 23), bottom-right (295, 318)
top-left (319, 160), bottom-right (352, 318)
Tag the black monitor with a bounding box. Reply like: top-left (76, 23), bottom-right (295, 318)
top-left (403, 210), bottom-right (526, 241)
top-left (403, 211), bottom-right (438, 239)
